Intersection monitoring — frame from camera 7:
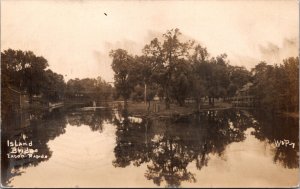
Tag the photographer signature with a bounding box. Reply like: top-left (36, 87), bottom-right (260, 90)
top-left (274, 139), bottom-right (295, 148)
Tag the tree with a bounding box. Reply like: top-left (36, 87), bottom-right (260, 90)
top-left (250, 57), bottom-right (299, 112)
top-left (251, 62), bottom-right (276, 110)
top-left (170, 59), bottom-right (191, 106)
top-left (1, 49), bottom-right (49, 101)
top-left (206, 54), bottom-right (230, 105)
top-left (42, 69), bottom-right (65, 102)
top-left (132, 55), bottom-right (156, 103)
top-left (143, 28), bottom-right (193, 109)
top-left (190, 44), bottom-right (210, 110)
top-left (110, 49), bottom-right (136, 107)
top-left (227, 66), bottom-right (251, 97)
top-left (65, 77), bottom-right (112, 104)
top-left (65, 78), bottom-right (84, 99)
top-left (282, 57), bottom-right (299, 112)
top-left (96, 76), bottom-right (113, 102)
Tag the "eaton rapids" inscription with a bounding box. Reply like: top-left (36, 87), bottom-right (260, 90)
top-left (6, 134), bottom-right (48, 159)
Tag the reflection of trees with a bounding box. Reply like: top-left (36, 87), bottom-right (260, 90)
top-left (113, 109), bottom-right (251, 187)
top-left (1, 108), bottom-right (67, 187)
top-left (112, 109), bottom-right (151, 168)
top-left (67, 109), bottom-right (113, 132)
top-left (250, 111), bottom-right (299, 169)
top-left (144, 121), bottom-right (196, 187)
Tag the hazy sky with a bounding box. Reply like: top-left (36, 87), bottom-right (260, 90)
top-left (1, 0), bottom-right (298, 82)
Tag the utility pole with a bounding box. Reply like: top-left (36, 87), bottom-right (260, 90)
top-left (144, 82), bottom-right (147, 103)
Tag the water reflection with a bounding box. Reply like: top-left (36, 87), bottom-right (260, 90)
top-left (112, 109), bottom-right (265, 187)
top-left (1, 107), bottom-right (298, 187)
top-left (1, 108), bottom-right (66, 186)
top-left (67, 108), bottom-right (113, 132)
top-left (250, 110), bottom-right (299, 169)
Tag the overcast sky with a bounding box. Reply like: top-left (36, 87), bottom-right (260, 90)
top-left (1, 0), bottom-right (298, 82)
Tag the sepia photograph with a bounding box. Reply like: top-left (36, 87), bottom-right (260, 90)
top-left (1, 0), bottom-right (299, 188)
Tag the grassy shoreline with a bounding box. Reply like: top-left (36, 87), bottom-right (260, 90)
top-left (126, 101), bottom-right (233, 119)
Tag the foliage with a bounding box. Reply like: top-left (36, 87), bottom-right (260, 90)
top-left (1, 49), bottom-right (113, 109)
top-left (42, 69), bottom-right (65, 102)
top-left (65, 77), bottom-right (112, 102)
top-left (110, 49), bottom-right (136, 104)
top-left (110, 28), bottom-right (298, 113)
top-left (146, 29), bottom-right (194, 108)
top-left (251, 58), bottom-right (299, 112)
top-left (1, 49), bottom-right (49, 99)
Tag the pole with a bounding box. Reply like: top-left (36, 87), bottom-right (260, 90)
top-left (144, 82), bottom-right (147, 103)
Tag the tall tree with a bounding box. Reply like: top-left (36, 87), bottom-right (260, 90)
top-left (42, 69), bottom-right (65, 102)
top-left (250, 57), bottom-right (299, 112)
top-left (206, 54), bottom-right (230, 105)
top-left (282, 57), bottom-right (299, 112)
top-left (170, 59), bottom-right (191, 106)
top-left (227, 66), bottom-right (251, 97)
top-left (190, 44), bottom-right (210, 110)
top-left (1, 49), bottom-right (49, 101)
top-left (143, 28), bottom-right (193, 109)
top-left (110, 49), bottom-right (136, 107)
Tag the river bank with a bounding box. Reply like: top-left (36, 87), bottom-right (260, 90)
top-left (126, 101), bottom-right (233, 119)
top-left (125, 101), bottom-right (300, 120)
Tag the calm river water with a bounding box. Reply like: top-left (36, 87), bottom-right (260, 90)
top-left (1, 105), bottom-right (299, 187)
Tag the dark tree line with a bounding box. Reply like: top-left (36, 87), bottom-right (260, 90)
top-left (65, 77), bottom-right (113, 103)
top-left (1, 49), bottom-right (52, 100)
top-left (250, 57), bottom-right (299, 112)
top-left (1, 49), bottom-right (113, 110)
top-left (110, 29), bottom-right (250, 110)
top-left (1, 49), bottom-right (66, 106)
top-left (110, 28), bottom-right (298, 113)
